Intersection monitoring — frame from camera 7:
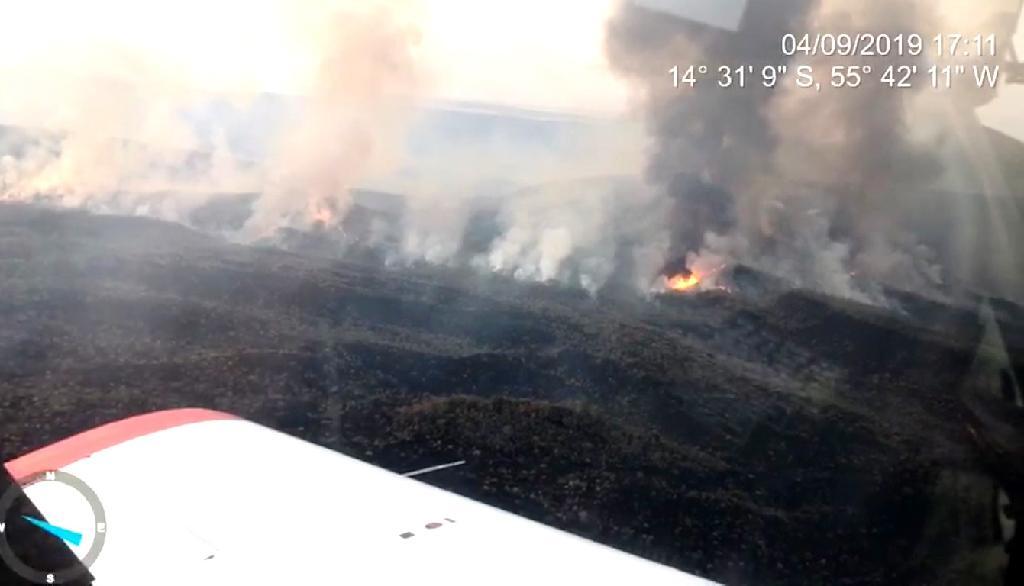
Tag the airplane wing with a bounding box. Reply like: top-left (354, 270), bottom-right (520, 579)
top-left (3, 409), bottom-right (715, 585)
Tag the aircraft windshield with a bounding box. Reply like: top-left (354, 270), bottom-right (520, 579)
top-left (1, 1), bottom-right (1022, 584)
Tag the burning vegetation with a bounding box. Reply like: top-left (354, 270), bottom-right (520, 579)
top-left (660, 257), bottom-right (703, 293)
top-left (665, 270), bottom-right (700, 293)
top-left (659, 259), bottom-right (734, 295)
top-left (3, 204), bottom-right (1021, 585)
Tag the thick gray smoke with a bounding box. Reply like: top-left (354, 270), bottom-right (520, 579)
top-left (607, 0), bottom-right (1024, 302)
top-left (3, 0), bottom-right (1022, 301)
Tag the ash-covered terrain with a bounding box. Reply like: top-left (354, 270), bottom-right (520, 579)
top-left (2, 203), bottom-right (1022, 585)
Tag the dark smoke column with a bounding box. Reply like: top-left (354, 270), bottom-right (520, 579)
top-left (607, 0), bottom-right (814, 255)
top-left (606, 0), bottom-right (1024, 301)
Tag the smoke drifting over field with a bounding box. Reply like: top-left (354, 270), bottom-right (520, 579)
top-left (608, 0), bottom-right (1024, 301)
top-left (2, 0), bottom-right (1022, 301)
top-left (1, 0), bottom-right (421, 236)
top-left (0, 0), bottom-right (659, 293)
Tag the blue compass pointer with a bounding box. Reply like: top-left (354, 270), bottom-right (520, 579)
top-left (21, 516), bottom-right (83, 547)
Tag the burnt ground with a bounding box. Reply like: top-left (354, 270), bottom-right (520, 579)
top-left (1, 203), bottom-right (1022, 585)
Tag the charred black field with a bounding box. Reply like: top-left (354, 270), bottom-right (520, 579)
top-left (1, 203), bottom-right (1022, 585)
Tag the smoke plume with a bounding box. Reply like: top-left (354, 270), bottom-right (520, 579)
top-left (2, 0), bottom-right (1022, 302)
top-left (1, 0), bottom-right (421, 235)
top-left (0, 0), bottom-right (657, 293)
top-left (607, 0), bottom-right (1024, 301)
top-left (244, 2), bottom-right (422, 238)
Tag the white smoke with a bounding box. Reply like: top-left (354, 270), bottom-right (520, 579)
top-left (7, 0), bottom-right (1018, 300)
top-left (1, 0), bottom-right (421, 235)
top-left (0, 0), bottom-right (660, 293)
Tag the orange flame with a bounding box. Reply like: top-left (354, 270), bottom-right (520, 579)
top-left (308, 200), bottom-right (337, 227)
top-left (666, 271), bottom-right (700, 292)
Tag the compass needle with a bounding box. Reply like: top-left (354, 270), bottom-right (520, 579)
top-left (1, 470), bottom-right (106, 583)
top-left (22, 516), bottom-right (84, 547)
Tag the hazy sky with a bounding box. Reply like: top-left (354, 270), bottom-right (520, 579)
top-left (1, 0), bottom-right (1020, 130)
top-left (0, 0), bottom-right (630, 115)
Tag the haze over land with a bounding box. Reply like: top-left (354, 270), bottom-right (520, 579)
top-left (1, 2), bottom-right (1023, 583)
top-left (2, 1), bottom-right (1023, 306)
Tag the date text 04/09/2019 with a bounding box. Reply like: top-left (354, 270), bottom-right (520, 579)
top-left (780, 33), bottom-right (999, 58)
